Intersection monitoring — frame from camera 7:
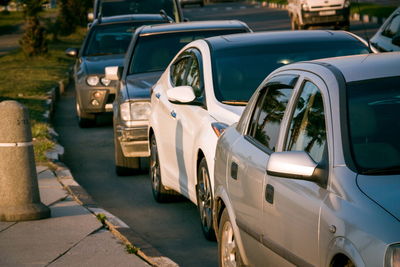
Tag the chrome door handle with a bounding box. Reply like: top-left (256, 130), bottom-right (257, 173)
top-left (155, 92), bottom-right (161, 99)
top-left (170, 110), bottom-right (176, 118)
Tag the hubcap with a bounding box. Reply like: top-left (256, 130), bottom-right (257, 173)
top-left (150, 138), bottom-right (160, 191)
top-left (198, 165), bottom-right (212, 232)
top-left (221, 220), bottom-right (237, 267)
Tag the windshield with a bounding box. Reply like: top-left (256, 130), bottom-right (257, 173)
top-left (129, 29), bottom-right (247, 74)
top-left (83, 22), bottom-right (157, 56)
top-left (212, 41), bottom-right (370, 103)
top-left (347, 76), bottom-right (400, 174)
top-left (100, 0), bottom-right (178, 21)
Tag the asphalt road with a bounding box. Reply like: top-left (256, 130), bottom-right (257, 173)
top-left (54, 2), bottom-right (380, 267)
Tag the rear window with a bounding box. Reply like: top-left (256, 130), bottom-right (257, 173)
top-left (211, 41), bottom-right (370, 103)
top-left (347, 76), bottom-right (400, 174)
top-left (100, 0), bottom-right (179, 21)
top-left (129, 29), bottom-right (247, 74)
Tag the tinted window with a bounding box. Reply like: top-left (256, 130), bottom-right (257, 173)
top-left (100, 0), bottom-right (178, 21)
top-left (129, 29), bottom-right (246, 74)
top-left (347, 76), bottom-right (400, 174)
top-left (171, 57), bottom-right (190, 87)
top-left (186, 56), bottom-right (202, 97)
top-left (382, 14), bottom-right (400, 38)
top-left (286, 81), bottom-right (326, 163)
top-left (211, 41), bottom-right (370, 103)
top-left (84, 22), bottom-right (151, 56)
top-left (248, 75), bottom-right (297, 152)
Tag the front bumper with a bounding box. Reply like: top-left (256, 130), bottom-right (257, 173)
top-left (302, 8), bottom-right (349, 26)
top-left (76, 86), bottom-right (116, 114)
top-left (116, 123), bottom-right (150, 157)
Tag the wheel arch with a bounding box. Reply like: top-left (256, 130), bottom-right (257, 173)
top-left (325, 237), bottom-right (365, 267)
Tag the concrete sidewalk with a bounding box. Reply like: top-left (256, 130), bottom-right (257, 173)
top-left (0, 165), bottom-right (150, 267)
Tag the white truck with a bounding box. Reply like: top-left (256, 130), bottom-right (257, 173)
top-left (287, 0), bottom-right (350, 30)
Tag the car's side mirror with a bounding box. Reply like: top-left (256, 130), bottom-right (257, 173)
top-left (266, 151), bottom-right (318, 182)
top-left (167, 86), bottom-right (196, 104)
top-left (105, 66), bottom-right (123, 81)
top-left (65, 48), bottom-right (79, 58)
top-left (392, 33), bottom-right (400, 47)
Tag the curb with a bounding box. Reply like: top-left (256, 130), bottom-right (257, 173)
top-left (42, 77), bottom-right (178, 267)
top-left (250, 1), bottom-right (386, 24)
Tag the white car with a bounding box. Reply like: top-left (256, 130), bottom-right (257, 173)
top-left (370, 7), bottom-right (400, 52)
top-left (148, 31), bottom-right (372, 240)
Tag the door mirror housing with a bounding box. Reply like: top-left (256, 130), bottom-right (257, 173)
top-left (65, 48), bottom-right (79, 58)
top-left (167, 86), bottom-right (196, 104)
top-left (266, 151), bottom-right (319, 181)
top-left (105, 66), bottom-right (123, 81)
top-left (392, 34), bottom-right (400, 46)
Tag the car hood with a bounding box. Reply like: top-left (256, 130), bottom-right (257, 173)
top-left (82, 54), bottom-right (125, 75)
top-left (357, 174), bottom-right (400, 221)
top-left (209, 104), bottom-right (245, 126)
top-left (125, 71), bottom-right (163, 99)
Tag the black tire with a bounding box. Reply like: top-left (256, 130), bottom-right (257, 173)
top-left (76, 102), bottom-right (95, 128)
top-left (149, 134), bottom-right (178, 202)
top-left (114, 127), bottom-right (140, 176)
top-left (196, 158), bottom-right (216, 241)
top-left (218, 209), bottom-right (243, 267)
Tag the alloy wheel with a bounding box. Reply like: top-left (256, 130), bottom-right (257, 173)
top-left (221, 219), bottom-right (238, 267)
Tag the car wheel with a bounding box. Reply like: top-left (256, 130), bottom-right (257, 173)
top-left (219, 209), bottom-right (242, 267)
top-left (76, 102), bottom-right (95, 128)
top-left (150, 134), bottom-right (178, 202)
top-left (114, 127), bottom-right (140, 176)
top-left (196, 158), bottom-right (216, 241)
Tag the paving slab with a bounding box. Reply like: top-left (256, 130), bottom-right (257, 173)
top-left (38, 169), bottom-right (68, 206)
top-left (49, 229), bottom-right (149, 267)
top-left (0, 198), bottom-right (102, 266)
top-left (0, 221), bottom-right (15, 232)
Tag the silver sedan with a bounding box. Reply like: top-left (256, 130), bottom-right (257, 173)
top-left (213, 52), bottom-right (400, 267)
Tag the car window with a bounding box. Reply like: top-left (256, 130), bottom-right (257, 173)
top-left (171, 56), bottom-right (191, 87)
top-left (382, 14), bottom-right (400, 38)
top-left (286, 81), bottom-right (327, 163)
top-left (100, 0), bottom-right (179, 22)
top-left (185, 53), bottom-right (203, 98)
top-left (247, 75), bottom-right (298, 152)
top-left (129, 29), bottom-right (247, 75)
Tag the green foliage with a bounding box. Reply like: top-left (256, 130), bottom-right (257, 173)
top-left (0, 10), bottom-right (23, 35)
top-left (57, 0), bottom-right (92, 36)
top-left (350, 3), bottom-right (396, 19)
top-left (125, 244), bottom-right (139, 254)
top-left (96, 213), bottom-right (107, 225)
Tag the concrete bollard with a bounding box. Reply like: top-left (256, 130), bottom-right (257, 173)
top-left (0, 101), bottom-right (50, 221)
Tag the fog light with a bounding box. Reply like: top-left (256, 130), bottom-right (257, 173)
top-left (93, 91), bottom-right (103, 98)
top-left (91, 99), bottom-right (100, 106)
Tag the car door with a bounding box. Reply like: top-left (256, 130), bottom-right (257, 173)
top-left (262, 76), bottom-right (332, 266)
top-left (153, 53), bottom-right (191, 191)
top-left (168, 48), bottom-right (209, 199)
top-left (226, 74), bottom-right (298, 266)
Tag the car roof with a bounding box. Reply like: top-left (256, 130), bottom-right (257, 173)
top-left (93, 14), bottom-right (169, 26)
top-left (312, 52), bottom-right (400, 82)
top-left (205, 30), bottom-right (364, 51)
top-left (138, 20), bottom-right (249, 35)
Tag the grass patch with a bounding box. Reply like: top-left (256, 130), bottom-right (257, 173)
top-left (350, 3), bottom-right (397, 19)
top-left (0, 11), bottom-right (23, 35)
top-left (0, 27), bottom-right (86, 163)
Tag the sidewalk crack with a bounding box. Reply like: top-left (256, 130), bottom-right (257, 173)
top-left (0, 222), bottom-right (17, 233)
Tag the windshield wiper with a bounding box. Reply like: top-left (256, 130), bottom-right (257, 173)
top-left (221, 100), bottom-right (248, 106)
top-left (360, 165), bottom-right (400, 175)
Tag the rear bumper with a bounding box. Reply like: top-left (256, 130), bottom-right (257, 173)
top-left (302, 8), bottom-right (349, 26)
top-left (116, 123), bottom-right (150, 157)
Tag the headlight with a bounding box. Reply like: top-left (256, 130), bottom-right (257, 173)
top-left (344, 0), bottom-right (350, 8)
top-left (101, 77), bottom-right (111, 86)
top-left (120, 102), bottom-right (151, 121)
top-left (386, 244), bottom-right (400, 267)
top-left (301, 3), bottom-right (310, 11)
top-left (86, 75), bottom-right (99, 86)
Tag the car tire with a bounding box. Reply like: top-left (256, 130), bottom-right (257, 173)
top-left (114, 127), bottom-right (140, 176)
top-left (149, 134), bottom-right (178, 202)
top-left (196, 157), bottom-right (216, 241)
top-left (218, 209), bottom-right (243, 267)
top-left (76, 102), bottom-right (95, 128)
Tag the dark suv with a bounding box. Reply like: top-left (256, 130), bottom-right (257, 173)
top-left (93, 0), bottom-right (184, 22)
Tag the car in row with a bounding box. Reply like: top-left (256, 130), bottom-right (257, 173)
top-left (66, 14), bottom-right (172, 127)
top-left (105, 20), bottom-right (251, 174)
top-left (371, 6), bottom-right (400, 52)
top-left (148, 30), bottom-right (373, 240)
top-left (213, 52), bottom-right (400, 267)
